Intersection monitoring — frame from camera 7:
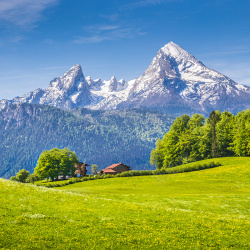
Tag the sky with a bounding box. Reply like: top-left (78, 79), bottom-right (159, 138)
top-left (0, 0), bottom-right (250, 99)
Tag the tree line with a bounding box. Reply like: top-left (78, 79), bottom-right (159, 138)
top-left (10, 148), bottom-right (79, 182)
top-left (150, 109), bottom-right (250, 169)
top-left (10, 147), bottom-right (100, 182)
top-left (0, 104), bottom-right (173, 178)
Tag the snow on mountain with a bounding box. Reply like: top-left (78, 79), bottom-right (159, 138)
top-left (1, 42), bottom-right (250, 115)
top-left (116, 42), bottom-right (250, 115)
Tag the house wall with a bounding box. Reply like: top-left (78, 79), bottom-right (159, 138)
top-left (113, 164), bottom-right (129, 173)
top-left (103, 171), bottom-right (117, 175)
top-left (101, 164), bottom-right (130, 175)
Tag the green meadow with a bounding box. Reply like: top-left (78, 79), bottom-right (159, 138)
top-left (0, 157), bottom-right (249, 249)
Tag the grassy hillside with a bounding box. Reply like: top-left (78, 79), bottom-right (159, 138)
top-left (0, 157), bottom-right (249, 249)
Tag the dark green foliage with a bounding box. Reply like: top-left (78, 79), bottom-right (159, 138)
top-left (208, 111), bottom-right (221, 158)
top-left (10, 176), bottom-right (17, 181)
top-left (26, 173), bottom-right (41, 184)
top-left (150, 113), bottom-right (206, 168)
top-left (0, 104), bottom-right (174, 178)
top-left (233, 109), bottom-right (250, 156)
top-left (12, 169), bottom-right (30, 183)
top-left (151, 110), bottom-right (250, 169)
top-left (34, 148), bottom-right (79, 180)
top-left (216, 111), bottom-right (235, 157)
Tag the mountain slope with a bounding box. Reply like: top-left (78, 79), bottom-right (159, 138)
top-left (0, 103), bottom-right (173, 178)
top-left (116, 42), bottom-right (250, 115)
top-left (1, 42), bottom-right (250, 115)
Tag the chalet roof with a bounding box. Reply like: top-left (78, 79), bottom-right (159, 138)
top-left (106, 163), bottom-right (122, 169)
top-left (102, 169), bottom-right (116, 173)
top-left (106, 162), bottom-right (131, 170)
top-left (100, 162), bottom-right (131, 174)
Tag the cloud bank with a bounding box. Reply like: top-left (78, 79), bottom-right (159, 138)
top-left (0, 0), bottom-right (58, 27)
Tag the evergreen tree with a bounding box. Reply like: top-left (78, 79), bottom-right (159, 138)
top-left (208, 111), bottom-right (221, 158)
top-left (151, 109), bottom-right (250, 170)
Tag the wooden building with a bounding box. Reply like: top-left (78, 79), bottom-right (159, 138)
top-left (74, 162), bottom-right (89, 177)
top-left (100, 163), bottom-right (131, 175)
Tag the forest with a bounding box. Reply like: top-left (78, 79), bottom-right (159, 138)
top-left (0, 103), bottom-right (174, 178)
top-left (150, 109), bottom-right (250, 169)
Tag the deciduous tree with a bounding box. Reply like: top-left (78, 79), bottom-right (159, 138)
top-left (91, 164), bottom-right (98, 175)
top-left (16, 169), bottom-right (30, 183)
top-left (34, 148), bottom-right (79, 181)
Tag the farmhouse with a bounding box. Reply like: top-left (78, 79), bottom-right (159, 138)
top-left (100, 162), bottom-right (131, 175)
top-left (74, 162), bottom-right (89, 177)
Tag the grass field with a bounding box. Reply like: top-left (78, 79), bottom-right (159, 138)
top-left (0, 157), bottom-right (249, 249)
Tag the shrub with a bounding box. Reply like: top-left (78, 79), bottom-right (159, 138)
top-left (104, 174), bottom-right (115, 179)
top-left (139, 170), bottom-right (153, 175)
top-left (10, 176), bottom-right (17, 181)
top-left (119, 171), bottom-right (133, 177)
top-left (131, 170), bottom-right (141, 176)
top-left (34, 161), bottom-right (222, 188)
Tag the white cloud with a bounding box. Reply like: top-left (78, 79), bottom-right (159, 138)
top-left (83, 25), bottom-right (120, 33)
top-left (99, 14), bottom-right (119, 22)
top-left (74, 27), bottom-right (146, 44)
top-left (0, 0), bottom-right (58, 27)
top-left (74, 36), bottom-right (109, 44)
top-left (10, 36), bottom-right (24, 43)
top-left (122, 0), bottom-right (183, 9)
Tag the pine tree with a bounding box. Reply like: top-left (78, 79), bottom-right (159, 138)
top-left (208, 111), bottom-right (221, 158)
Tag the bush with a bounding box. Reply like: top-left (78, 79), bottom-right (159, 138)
top-left (104, 174), bottom-right (115, 179)
top-left (34, 161), bottom-right (222, 188)
top-left (119, 171), bottom-right (133, 177)
top-left (131, 170), bottom-right (141, 176)
top-left (10, 176), bottom-right (17, 181)
top-left (139, 170), bottom-right (153, 175)
top-left (12, 169), bottom-right (30, 183)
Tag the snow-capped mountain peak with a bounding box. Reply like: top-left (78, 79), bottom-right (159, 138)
top-left (161, 41), bottom-right (190, 58)
top-left (48, 64), bottom-right (85, 92)
top-left (1, 42), bottom-right (250, 115)
top-left (108, 76), bottom-right (118, 92)
top-left (116, 42), bottom-right (250, 114)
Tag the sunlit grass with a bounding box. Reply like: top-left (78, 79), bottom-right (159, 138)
top-left (0, 157), bottom-right (249, 249)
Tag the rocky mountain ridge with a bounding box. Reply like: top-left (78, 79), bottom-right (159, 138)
top-left (1, 42), bottom-right (250, 115)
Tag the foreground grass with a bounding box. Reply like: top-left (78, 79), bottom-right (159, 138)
top-left (0, 157), bottom-right (249, 249)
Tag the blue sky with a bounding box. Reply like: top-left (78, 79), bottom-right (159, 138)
top-left (0, 0), bottom-right (250, 99)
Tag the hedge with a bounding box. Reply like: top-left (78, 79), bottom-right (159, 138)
top-left (35, 161), bottom-right (221, 188)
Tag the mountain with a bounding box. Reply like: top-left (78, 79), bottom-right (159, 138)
top-left (0, 65), bottom-right (131, 111)
top-left (1, 42), bottom-right (250, 115)
top-left (116, 42), bottom-right (250, 115)
top-left (0, 103), bottom-right (174, 178)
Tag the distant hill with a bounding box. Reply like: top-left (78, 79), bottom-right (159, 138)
top-left (0, 103), bottom-right (174, 178)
